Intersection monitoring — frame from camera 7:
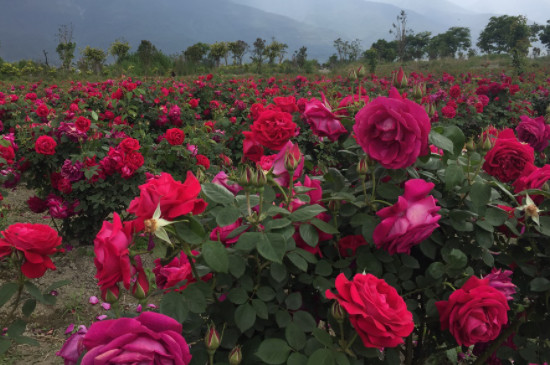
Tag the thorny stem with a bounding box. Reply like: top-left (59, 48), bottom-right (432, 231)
top-left (182, 241), bottom-right (200, 281)
top-left (5, 268), bottom-right (25, 329)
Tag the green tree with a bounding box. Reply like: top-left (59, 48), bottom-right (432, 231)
top-left (228, 40), bottom-right (248, 65)
top-left (136, 40), bottom-right (159, 69)
top-left (477, 15), bottom-right (531, 55)
top-left (427, 27), bottom-right (471, 59)
top-left (539, 20), bottom-right (550, 50)
top-left (184, 42), bottom-right (210, 64)
top-left (293, 46), bottom-right (307, 68)
top-left (368, 39), bottom-right (397, 62)
top-left (251, 38), bottom-right (266, 72)
top-left (209, 42), bottom-right (229, 67)
top-left (264, 38), bottom-right (288, 64)
top-left (56, 23), bottom-right (76, 71)
top-left (390, 10), bottom-right (412, 61)
top-left (109, 39), bottom-right (131, 64)
top-left (404, 31), bottom-right (431, 60)
top-left (79, 46), bottom-right (107, 74)
top-left (348, 39), bottom-right (362, 61)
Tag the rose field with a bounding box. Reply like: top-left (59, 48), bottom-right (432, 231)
top-left (1, 66), bottom-right (550, 365)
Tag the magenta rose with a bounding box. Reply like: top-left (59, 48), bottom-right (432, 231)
top-left (353, 87), bottom-right (430, 169)
top-left (56, 325), bottom-right (87, 365)
top-left (515, 115), bottom-right (550, 152)
top-left (303, 97), bottom-right (347, 142)
top-left (513, 164), bottom-right (550, 205)
top-left (0, 223), bottom-right (63, 278)
top-left (326, 273), bottom-right (414, 348)
top-left (81, 312), bottom-right (192, 364)
top-left (337, 235), bottom-right (368, 257)
top-left (210, 218), bottom-right (248, 246)
top-left (373, 179), bottom-right (441, 255)
top-left (484, 268), bottom-right (517, 301)
top-left (272, 141), bottom-right (304, 187)
top-left (436, 276), bottom-right (509, 346)
top-left (212, 171), bottom-right (242, 195)
top-left (153, 251), bottom-right (212, 291)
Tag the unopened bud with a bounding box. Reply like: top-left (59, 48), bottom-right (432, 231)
top-left (331, 302), bottom-right (346, 322)
top-left (228, 345), bottom-right (242, 365)
top-left (393, 67), bottom-right (407, 88)
top-left (284, 150), bottom-right (301, 172)
top-left (425, 103), bottom-right (436, 117)
top-left (256, 169), bottom-right (267, 188)
top-left (205, 324), bottom-right (221, 353)
top-left (465, 138), bottom-right (475, 152)
top-left (239, 166), bottom-right (255, 187)
top-left (103, 285), bottom-right (120, 304)
top-left (357, 156), bottom-right (369, 176)
top-left (412, 82), bottom-right (425, 99)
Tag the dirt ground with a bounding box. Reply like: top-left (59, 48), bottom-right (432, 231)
top-left (0, 186), bottom-right (145, 364)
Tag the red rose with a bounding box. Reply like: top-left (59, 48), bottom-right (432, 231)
top-left (250, 110), bottom-right (297, 151)
top-left (35, 104), bottom-right (49, 117)
top-left (273, 96), bottom-right (298, 113)
top-left (353, 87), bottom-right (430, 169)
top-left (441, 105), bottom-right (457, 119)
top-left (337, 235), bottom-right (368, 257)
top-left (35, 135), bottom-right (57, 155)
top-left (513, 165), bottom-right (550, 205)
top-left (93, 213), bottom-right (133, 300)
top-left (196, 154), bottom-right (210, 169)
top-left (373, 179), bottom-right (441, 255)
top-left (0, 145), bottom-right (15, 165)
top-left (153, 251), bottom-right (211, 291)
top-left (127, 171), bottom-right (207, 227)
top-left (449, 85), bottom-right (461, 99)
top-left (326, 273), bottom-right (414, 348)
top-left (303, 98), bottom-right (347, 142)
top-left (483, 128), bottom-right (535, 183)
top-left (188, 98), bottom-right (200, 108)
top-left (0, 223), bottom-right (63, 278)
top-left (242, 131), bottom-right (264, 162)
top-left (27, 196), bottom-right (48, 213)
top-left (118, 137), bottom-right (140, 152)
top-left (81, 312), bottom-right (192, 365)
top-left (436, 276), bottom-right (509, 346)
top-left (209, 218), bottom-right (248, 246)
top-left (75, 116), bottom-right (91, 133)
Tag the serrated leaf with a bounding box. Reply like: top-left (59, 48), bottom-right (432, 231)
top-left (202, 240), bottom-right (228, 273)
top-left (307, 349), bottom-right (335, 365)
top-left (24, 282), bottom-right (44, 303)
top-left (285, 322), bottom-right (306, 350)
top-left (288, 204), bottom-right (326, 222)
top-left (0, 283), bottom-right (19, 307)
top-left (201, 183), bottom-right (235, 205)
top-left (235, 303), bottom-right (256, 332)
top-left (287, 252), bottom-right (308, 271)
top-left (310, 218), bottom-right (338, 234)
top-left (429, 130), bottom-right (454, 154)
top-left (530, 277), bottom-right (550, 292)
top-left (256, 338), bottom-right (291, 364)
top-left (22, 299), bottom-right (36, 317)
top-left (257, 233), bottom-right (286, 263)
top-left (299, 223), bottom-right (319, 247)
top-left (160, 291), bottom-right (189, 322)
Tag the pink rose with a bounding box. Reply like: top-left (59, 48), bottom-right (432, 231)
top-left (210, 218), bottom-right (248, 246)
top-left (56, 325), bottom-right (87, 365)
top-left (373, 179), bottom-right (441, 255)
top-left (81, 312), bottom-right (192, 364)
top-left (353, 88), bottom-right (430, 169)
top-left (515, 115), bottom-right (550, 152)
top-left (272, 141), bottom-right (304, 187)
top-left (212, 171), bottom-right (242, 195)
top-left (303, 97), bottom-right (347, 141)
top-left (153, 251), bottom-right (211, 291)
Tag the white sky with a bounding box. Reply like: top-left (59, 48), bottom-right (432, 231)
top-left (446, 0), bottom-right (550, 24)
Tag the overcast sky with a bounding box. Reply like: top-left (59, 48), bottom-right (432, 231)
top-left (445, 0), bottom-right (550, 24)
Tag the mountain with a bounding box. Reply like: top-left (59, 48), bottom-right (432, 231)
top-left (0, 0), bottom-right (343, 64)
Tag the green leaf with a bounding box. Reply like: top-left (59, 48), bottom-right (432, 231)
top-left (285, 322), bottom-right (306, 350)
top-left (445, 164), bottom-right (464, 191)
top-left (401, 254), bottom-right (420, 269)
top-left (287, 252), bottom-right (308, 271)
top-left (0, 283), bottom-right (19, 308)
top-left (257, 233), bottom-right (286, 263)
top-left (160, 291), bottom-right (189, 322)
top-left (442, 124), bottom-right (466, 157)
top-left (234, 232), bottom-right (259, 251)
top-left (476, 229), bottom-right (494, 249)
top-left (310, 218), bottom-right (339, 234)
top-left (257, 286), bottom-right (276, 301)
top-left (307, 349), bottom-right (335, 365)
top-left (287, 353), bottom-right (308, 365)
top-left (530, 277), bottom-right (550, 292)
top-left (334, 352), bottom-right (350, 365)
top-left (256, 338), bottom-right (291, 364)
top-left (299, 223), bottom-right (319, 247)
top-left (13, 335), bottom-right (38, 346)
top-left (235, 303), bottom-right (256, 332)
top-left (293, 311), bottom-right (316, 332)
top-left (24, 282), bottom-right (44, 303)
top-left (7, 319), bottom-right (26, 338)
top-left (285, 293), bottom-right (302, 311)
top-left (181, 283), bottom-right (209, 313)
top-left (201, 183), bottom-right (235, 205)
top-left (312, 328), bottom-right (333, 348)
top-left (376, 183), bottom-right (402, 200)
top-left (0, 339), bottom-right (10, 355)
top-left (271, 263), bottom-right (287, 282)
top-left (485, 207), bottom-right (509, 226)
top-left (289, 204), bottom-right (327, 222)
top-left (22, 299), bottom-right (36, 318)
top-left (429, 130), bottom-right (454, 154)
top-left (226, 223), bottom-right (251, 239)
top-left (174, 216), bottom-right (206, 245)
top-left (428, 262), bottom-right (445, 279)
top-left (91, 110), bottom-right (98, 121)
top-left (46, 279), bottom-right (71, 292)
top-left (202, 240), bottom-right (229, 273)
top-left (252, 299), bottom-right (268, 319)
top-left (228, 287), bottom-right (249, 305)
top-left (470, 181), bottom-right (491, 213)
top-left (229, 255), bottom-right (246, 278)
top-left (215, 206), bottom-right (241, 227)
top-left (445, 248), bottom-right (468, 269)
top-left (265, 218), bottom-right (292, 231)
